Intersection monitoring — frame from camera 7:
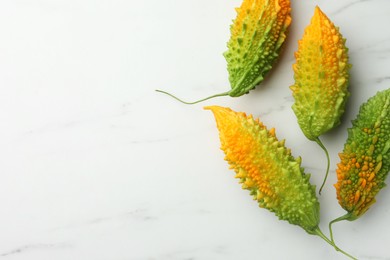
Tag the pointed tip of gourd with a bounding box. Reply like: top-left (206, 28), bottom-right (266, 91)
top-left (314, 5), bottom-right (324, 16)
top-left (204, 105), bottom-right (221, 112)
top-left (313, 5), bottom-right (332, 23)
top-left (204, 106), bottom-right (232, 121)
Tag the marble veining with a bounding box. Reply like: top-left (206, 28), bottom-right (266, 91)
top-left (330, 0), bottom-right (374, 16)
top-left (0, 0), bottom-right (389, 259)
top-left (1, 243), bottom-right (72, 257)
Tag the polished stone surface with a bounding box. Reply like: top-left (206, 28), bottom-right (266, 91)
top-left (1, 0), bottom-right (389, 259)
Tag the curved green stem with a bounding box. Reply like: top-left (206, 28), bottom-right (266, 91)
top-left (155, 89), bottom-right (230, 105)
top-left (329, 213), bottom-right (354, 244)
top-left (313, 226), bottom-right (357, 260)
top-left (315, 137), bottom-right (330, 195)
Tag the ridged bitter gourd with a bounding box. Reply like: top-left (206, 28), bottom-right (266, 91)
top-left (205, 105), bottom-right (356, 259)
top-left (157, 0), bottom-right (291, 104)
top-left (329, 88), bottom-right (390, 243)
top-left (290, 6), bottom-right (351, 193)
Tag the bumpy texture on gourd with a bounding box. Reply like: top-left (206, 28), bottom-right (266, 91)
top-left (157, 0), bottom-right (291, 104)
top-left (205, 106), bottom-right (319, 234)
top-left (291, 6), bottom-right (350, 140)
top-left (335, 88), bottom-right (390, 219)
top-left (224, 0), bottom-right (291, 97)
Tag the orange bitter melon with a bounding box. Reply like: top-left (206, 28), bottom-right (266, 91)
top-left (206, 105), bottom-right (356, 259)
top-left (290, 6), bottom-right (351, 193)
top-left (330, 88), bottom-right (390, 242)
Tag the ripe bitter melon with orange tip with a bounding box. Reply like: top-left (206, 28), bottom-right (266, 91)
top-left (157, 0), bottom-right (291, 104)
top-left (290, 6), bottom-right (351, 193)
top-left (205, 105), bottom-right (356, 259)
top-left (329, 88), bottom-right (390, 243)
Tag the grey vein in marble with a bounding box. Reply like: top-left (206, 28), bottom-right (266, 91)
top-left (360, 255), bottom-right (390, 260)
top-left (256, 95), bottom-right (292, 118)
top-left (0, 243), bottom-right (72, 257)
top-left (351, 38), bottom-right (390, 55)
top-left (330, 0), bottom-right (374, 16)
top-left (376, 76), bottom-right (390, 84)
top-left (51, 208), bottom-right (156, 232)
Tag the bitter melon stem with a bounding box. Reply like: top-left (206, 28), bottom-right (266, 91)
top-left (315, 137), bottom-right (330, 195)
top-left (155, 89), bottom-right (230, 105)
top-left (328, 213), bottom-right (355, 244)
top-left (313, 226), bottom-right (357, 260)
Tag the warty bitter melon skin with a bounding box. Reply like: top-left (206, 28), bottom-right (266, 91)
top-left (290, 6), bottom-right (351, 193)
top-left (224, 0), bottom-right (292, 97)
top-left (205, 106), bottom-right (358, 258)
top-left (205, 105), bottom-right (320, 234)
top-left (291, 6), bottom-right (351, 141)
top-left (335, 88), bottom-right (390, 219)
top-left (157, 0), bottom-right (291, 104)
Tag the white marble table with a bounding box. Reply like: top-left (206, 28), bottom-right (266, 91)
top-left (0, 0), bottom-right (389, 259)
